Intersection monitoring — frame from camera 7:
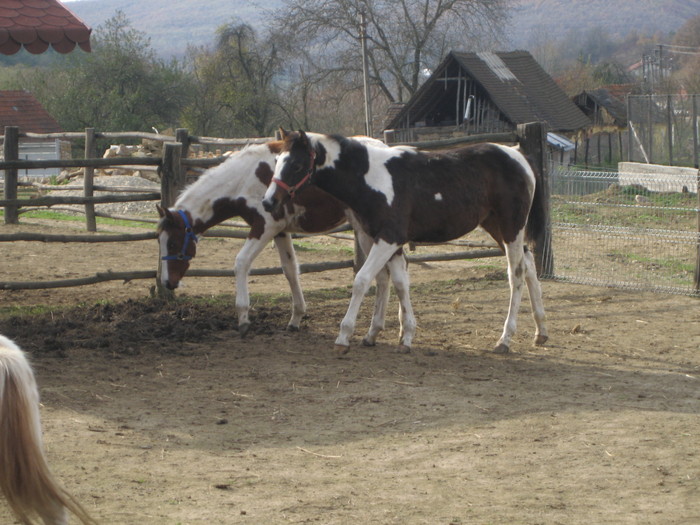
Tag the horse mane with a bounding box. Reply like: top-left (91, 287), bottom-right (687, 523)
top-left (173, 142), bottom-right (278, 212)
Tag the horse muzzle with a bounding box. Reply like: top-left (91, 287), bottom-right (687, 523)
top-left (262, 194), bottom-right (281, 214)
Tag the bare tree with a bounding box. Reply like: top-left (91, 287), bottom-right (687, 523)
top-left (273, 0), bottom-right (509, 104)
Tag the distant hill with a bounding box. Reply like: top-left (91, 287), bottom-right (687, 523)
top-left (67, 0), bottom-right (281, 58)
top-left (507, 0), bottom-right (700, 48)
top-left (66, 0), bottom-right (700, 60)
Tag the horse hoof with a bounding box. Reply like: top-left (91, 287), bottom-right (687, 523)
top-left (287, 324), bottom-right (300, 332)
top-left (361, 337), bottom-right (376, 347)
top-left (238, 323), bottom-right (251, 338)
top-left (335, 344), bottom-right (350, 355)
top-left (396, 344), bottom-right (411, 354)
top-left (493, 343), bottom-right (510, 354)
top-left (534, 334), bottom-right (549, 346)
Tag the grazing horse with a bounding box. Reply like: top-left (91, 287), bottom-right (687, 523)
top-left (0, 334), bottom-right (96, 525)
top-left (263, 130), bottom-right (548, 354)
top-left (157, 140), bottom-right (393, 342)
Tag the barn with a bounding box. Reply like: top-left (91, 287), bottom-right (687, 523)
top-left (0, 90), bottom-right (68, 178)
top-left (383, 50), bottom-right (590, 151)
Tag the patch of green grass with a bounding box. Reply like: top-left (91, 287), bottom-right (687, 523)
top-left (610, 250), bottom-right (694, 275)
top-left (292, 240), bottom-right (354, 256)
top-left (0, 209), bottom-right (155, 229)
top-left (0, 304), bottom-right (61, 319)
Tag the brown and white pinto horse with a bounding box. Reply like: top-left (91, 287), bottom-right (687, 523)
top-left (263, 130), bottom-right (548, 354)
top-left (0, 334), bottom-right (96, 525)
top-left (157, 140), bottom-right (393, 341)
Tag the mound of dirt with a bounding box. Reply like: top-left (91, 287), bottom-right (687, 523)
top-left (0, 297), bottom-right (289, 357)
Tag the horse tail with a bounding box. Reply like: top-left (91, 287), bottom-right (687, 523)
top-left (524, 156), bottom-right (546, 245)
top-left (0, 335), bottom-right (97, 525)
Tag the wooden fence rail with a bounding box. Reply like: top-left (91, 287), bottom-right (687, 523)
top-left (1, 123), bottom-right (550, 294)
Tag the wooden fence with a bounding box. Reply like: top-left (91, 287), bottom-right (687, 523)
top-left (0, 123), bottom-right (551, 294)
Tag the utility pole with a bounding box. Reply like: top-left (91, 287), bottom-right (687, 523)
top-left (360, 10), bottom-right (373, 137)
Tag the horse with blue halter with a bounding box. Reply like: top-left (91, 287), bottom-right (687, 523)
top-left (263, 130), bottom-right (548, 354)
top-left (157, 140), bottom-right (394, 341)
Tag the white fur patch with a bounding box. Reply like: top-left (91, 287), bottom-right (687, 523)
top-left (158, 230), bottom-right (170, 285)
top-left (434, 192), bottom-right (443, 201)
top-left (309, 134), bottom-right (401, 206)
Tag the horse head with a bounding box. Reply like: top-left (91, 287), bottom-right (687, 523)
top-left (262, 128), bottom-right (317, 214)
top-left (156, 205), bottom-right (198, 289)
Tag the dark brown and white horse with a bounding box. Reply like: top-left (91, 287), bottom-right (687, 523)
top-left (0, 334), bottom-right (96, 525)
top-left (158, 140), bottom-right (393, 341)
top-left (263, 130), bottom-right (548, 354)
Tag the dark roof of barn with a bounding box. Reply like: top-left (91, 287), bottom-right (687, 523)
top-left (0, 90), bottom-right (62, 132)
top-left (385, 50), bottom-right (590, 132)
top-left (573, 85), bottom-right (635, 128)
top-left (0, 0), bottom-right (91, 55)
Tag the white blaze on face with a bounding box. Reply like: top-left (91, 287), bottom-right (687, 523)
top-left (158, 230), bottom-right (170, 285)
top-left (265, 151), bottom-right (290, 202)
top-left (434, 192), bottom-right (443, 201)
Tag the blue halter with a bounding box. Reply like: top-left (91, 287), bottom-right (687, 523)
top-left (161, 209), bottom-right (197, 261)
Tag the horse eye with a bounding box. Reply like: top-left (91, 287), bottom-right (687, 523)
top-left (291, 163), bottom-right (303, 174)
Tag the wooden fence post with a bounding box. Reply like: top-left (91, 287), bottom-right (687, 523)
top-left (160, 142), bottom-right (184, 209)
top-left (176, 128), bottom-right (190, 160)
top-left (84, 127), bottom-right (97, 231)
top-left (517, 122), bottom-right (553, 278)
top-left (3, 126), bottom-right (19, 224)
top-left (156, 142), bottom-right (185, 300)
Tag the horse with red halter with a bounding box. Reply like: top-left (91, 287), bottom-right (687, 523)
top-left (263, 130), bottom-right (548, 354)
top-left (157, 140), bottom-right (393, 342)
top-left (0, 335), bottom-right (96, 525)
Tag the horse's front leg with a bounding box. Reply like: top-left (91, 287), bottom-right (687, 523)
top-left (351, 221), bottom-right (391, 346)
top-left (335, 240), bottom-right (397, 354)
top-left (273, 232), bottom-right (306, 331)
top-left (234, 230), bottom-right (279, 337)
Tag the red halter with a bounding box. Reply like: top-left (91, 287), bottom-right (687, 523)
top-left (272, 149), bottom-right (316, 198)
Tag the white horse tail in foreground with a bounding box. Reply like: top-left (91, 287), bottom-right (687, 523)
top-left (0, 335), bottom-right (96, 525)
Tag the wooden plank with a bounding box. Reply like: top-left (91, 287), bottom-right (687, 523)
top-left (0, 193), bottom-right (160, 207)
top-left (0, 157), bottom-right (160, 170)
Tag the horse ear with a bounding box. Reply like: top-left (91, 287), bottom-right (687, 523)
top-left (278, 127), bottom-right (288, 140)
top-left (157, 205), bottom-right (175, 222)
top-left (298, 129), bottom-right (309, 146)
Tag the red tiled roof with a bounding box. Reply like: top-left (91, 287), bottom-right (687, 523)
top-left (0, 0), bottom-right (91, 55)
top-left (0, 90), bottom-right (62, 132)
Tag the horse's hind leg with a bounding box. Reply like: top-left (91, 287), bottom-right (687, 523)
top-left (385, 251), bottom-right (415, 352)
top-left (495, 234), bottom-right (528, 354)
top-left (523, 246), bottom-right (548, 345)
top-left (273, 232), bottom-right (306, 331)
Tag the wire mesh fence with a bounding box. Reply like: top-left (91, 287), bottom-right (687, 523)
top-left (627, 94), bottom-right (700, 168)
top-left (544, 165), bottom-right (700, 295)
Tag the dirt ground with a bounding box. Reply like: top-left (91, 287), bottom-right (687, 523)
top-left (1, 218), bottom-right (699, 524)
